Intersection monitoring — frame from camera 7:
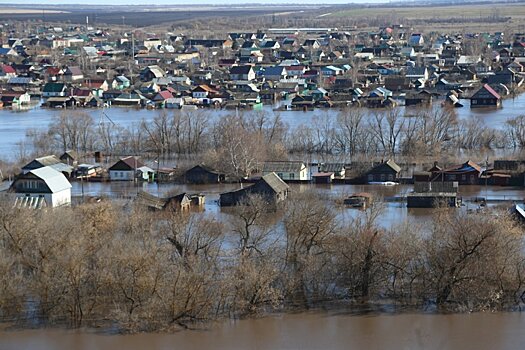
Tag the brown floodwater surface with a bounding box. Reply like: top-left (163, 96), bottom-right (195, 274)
top-left (2, 311), bottom-right (525, 349)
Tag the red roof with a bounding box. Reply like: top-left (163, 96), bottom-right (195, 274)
top-left (71, 88), bottom-right (91, 97)
top-left (47, 67), bottom-right (61, 75)
top-left (2, 65), bottom-right (15, 74)
top-left (83, 79), bottom-right (106, 88)
top-left (286, 65), bottom-right (305, 70)
top-left (482, 84), bottom-right (501, 100)
top-left (156, 90), bottom-right (174, 100)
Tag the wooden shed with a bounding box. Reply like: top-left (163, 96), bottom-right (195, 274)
top-left (185, 164), bottom-right (225, 184)
top-left (219, 172), bottom-right (289, 206)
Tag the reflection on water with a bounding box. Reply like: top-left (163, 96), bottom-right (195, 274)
top-left (1, 311), bottom-right (525, 350)
top-left (2, 93), bottom-right (525, 156)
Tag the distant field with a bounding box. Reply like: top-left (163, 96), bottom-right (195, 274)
top-left (0, 4), bottom-right (312, 27)
top-left (0, 8), bottom-right (66, 14)
top-left (0, 9), bottom-right (281, 27)
top-left (329, 3), bottom-right (525, 20)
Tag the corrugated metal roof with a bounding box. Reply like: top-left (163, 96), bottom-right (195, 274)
top-left (263, 161), bottom-right (305, 173)
top-left (29, 166), bottom-right (71, 193)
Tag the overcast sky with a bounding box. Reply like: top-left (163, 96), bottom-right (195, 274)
top-left (0, 0), bottom-right (381, 4)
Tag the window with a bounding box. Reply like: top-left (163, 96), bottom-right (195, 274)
top-left (388, 174), bottom-right (394, 181)
top-left (461, 175), bottom-right (466, 181)
top-left (277, 173), bottom-right (283, 179)
top-left (368, 174), bottom-right (374, 182)
top-left (290, 173), bottom-right (295, 179)
top-left (380, 174), bottom-right (386, 181)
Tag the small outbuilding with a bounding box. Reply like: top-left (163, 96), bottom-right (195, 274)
top-left (136, 191), bottom-right (192, 211)
top-left (184, 164), bottom-right (226, 184)
top-left (219, 172), bottom-right (289, 206)
top-left (312, 172), bottom-right (335, 184)
top-left (344, 192), bottom-right (373, 208)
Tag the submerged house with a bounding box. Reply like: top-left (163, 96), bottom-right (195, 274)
top-left (184, 164), bottom-right (225, 184)
top-left (10, 166), bottom-right (72, 208)
top-left (262, 161), bottom-right (308, 181)
top-left (219, 172), bottom-right (289, 206)
top-left (407, 181), bottom-right (459, 208)
top-left (430, 160), bottom-right (482, 185)
top-left (108, 156), bottom-right (150, 181)
top-left (136, 191), bottom-right (192, 211)
top-left (470, 84), bottom-right (501, 108)
top-left (405, 90), bottom-right (432, 107)
top-left (365, 159), bottom-right (401, 183)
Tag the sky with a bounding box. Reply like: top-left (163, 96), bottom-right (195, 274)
top-left (0, 0), bottom-right (378, 4)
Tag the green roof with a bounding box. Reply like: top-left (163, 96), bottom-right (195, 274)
top-left (42, 82), bottom-right (65, 93)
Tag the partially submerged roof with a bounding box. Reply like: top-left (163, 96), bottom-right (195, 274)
top-left (259, 172), bottom-right (289, 193)
top-left (136, 191), bottom-right (189, 210)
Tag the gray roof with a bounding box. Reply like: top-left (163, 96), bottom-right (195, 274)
top-left (263, 161), bottom-right (305, 173)
top-left (8, 77), bottom-right (32, 84)
top-left (35, 155), bottom-right (61, 166)
top-left (22, 155), bottom-right (73, 175)
top-left (30, 166), bottom-right (72, 193)
top-left (260, 172), bottom-right (289, 193)
top-left (406, 67), bottom-right (427, 77)
top-left (321, 163), bottom-right (345, 172)
top-left (263, 66), bottom-right (286, 77)
top-left (385, 159), bottom-right (401, 173)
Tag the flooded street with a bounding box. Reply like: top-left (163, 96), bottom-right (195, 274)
top-left (2, 311), bottom-right (525, 349)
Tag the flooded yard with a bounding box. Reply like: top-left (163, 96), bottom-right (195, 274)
top-left (70, 181), bottom-right (525, 229)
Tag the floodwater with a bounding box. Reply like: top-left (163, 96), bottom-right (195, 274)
top-left (3, 100), bottom-right (525, 348)
top-left (2, 311), bottom-right (525, 349)
top-left (71, 181), bottom-right (525, 229)
top-left (1, 93), bottom-right (525, 156)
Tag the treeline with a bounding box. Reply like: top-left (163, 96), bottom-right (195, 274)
top-left (19, 108), bottom-right (525, 177)
top-left (0, 194), bottom-right (523, 332)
